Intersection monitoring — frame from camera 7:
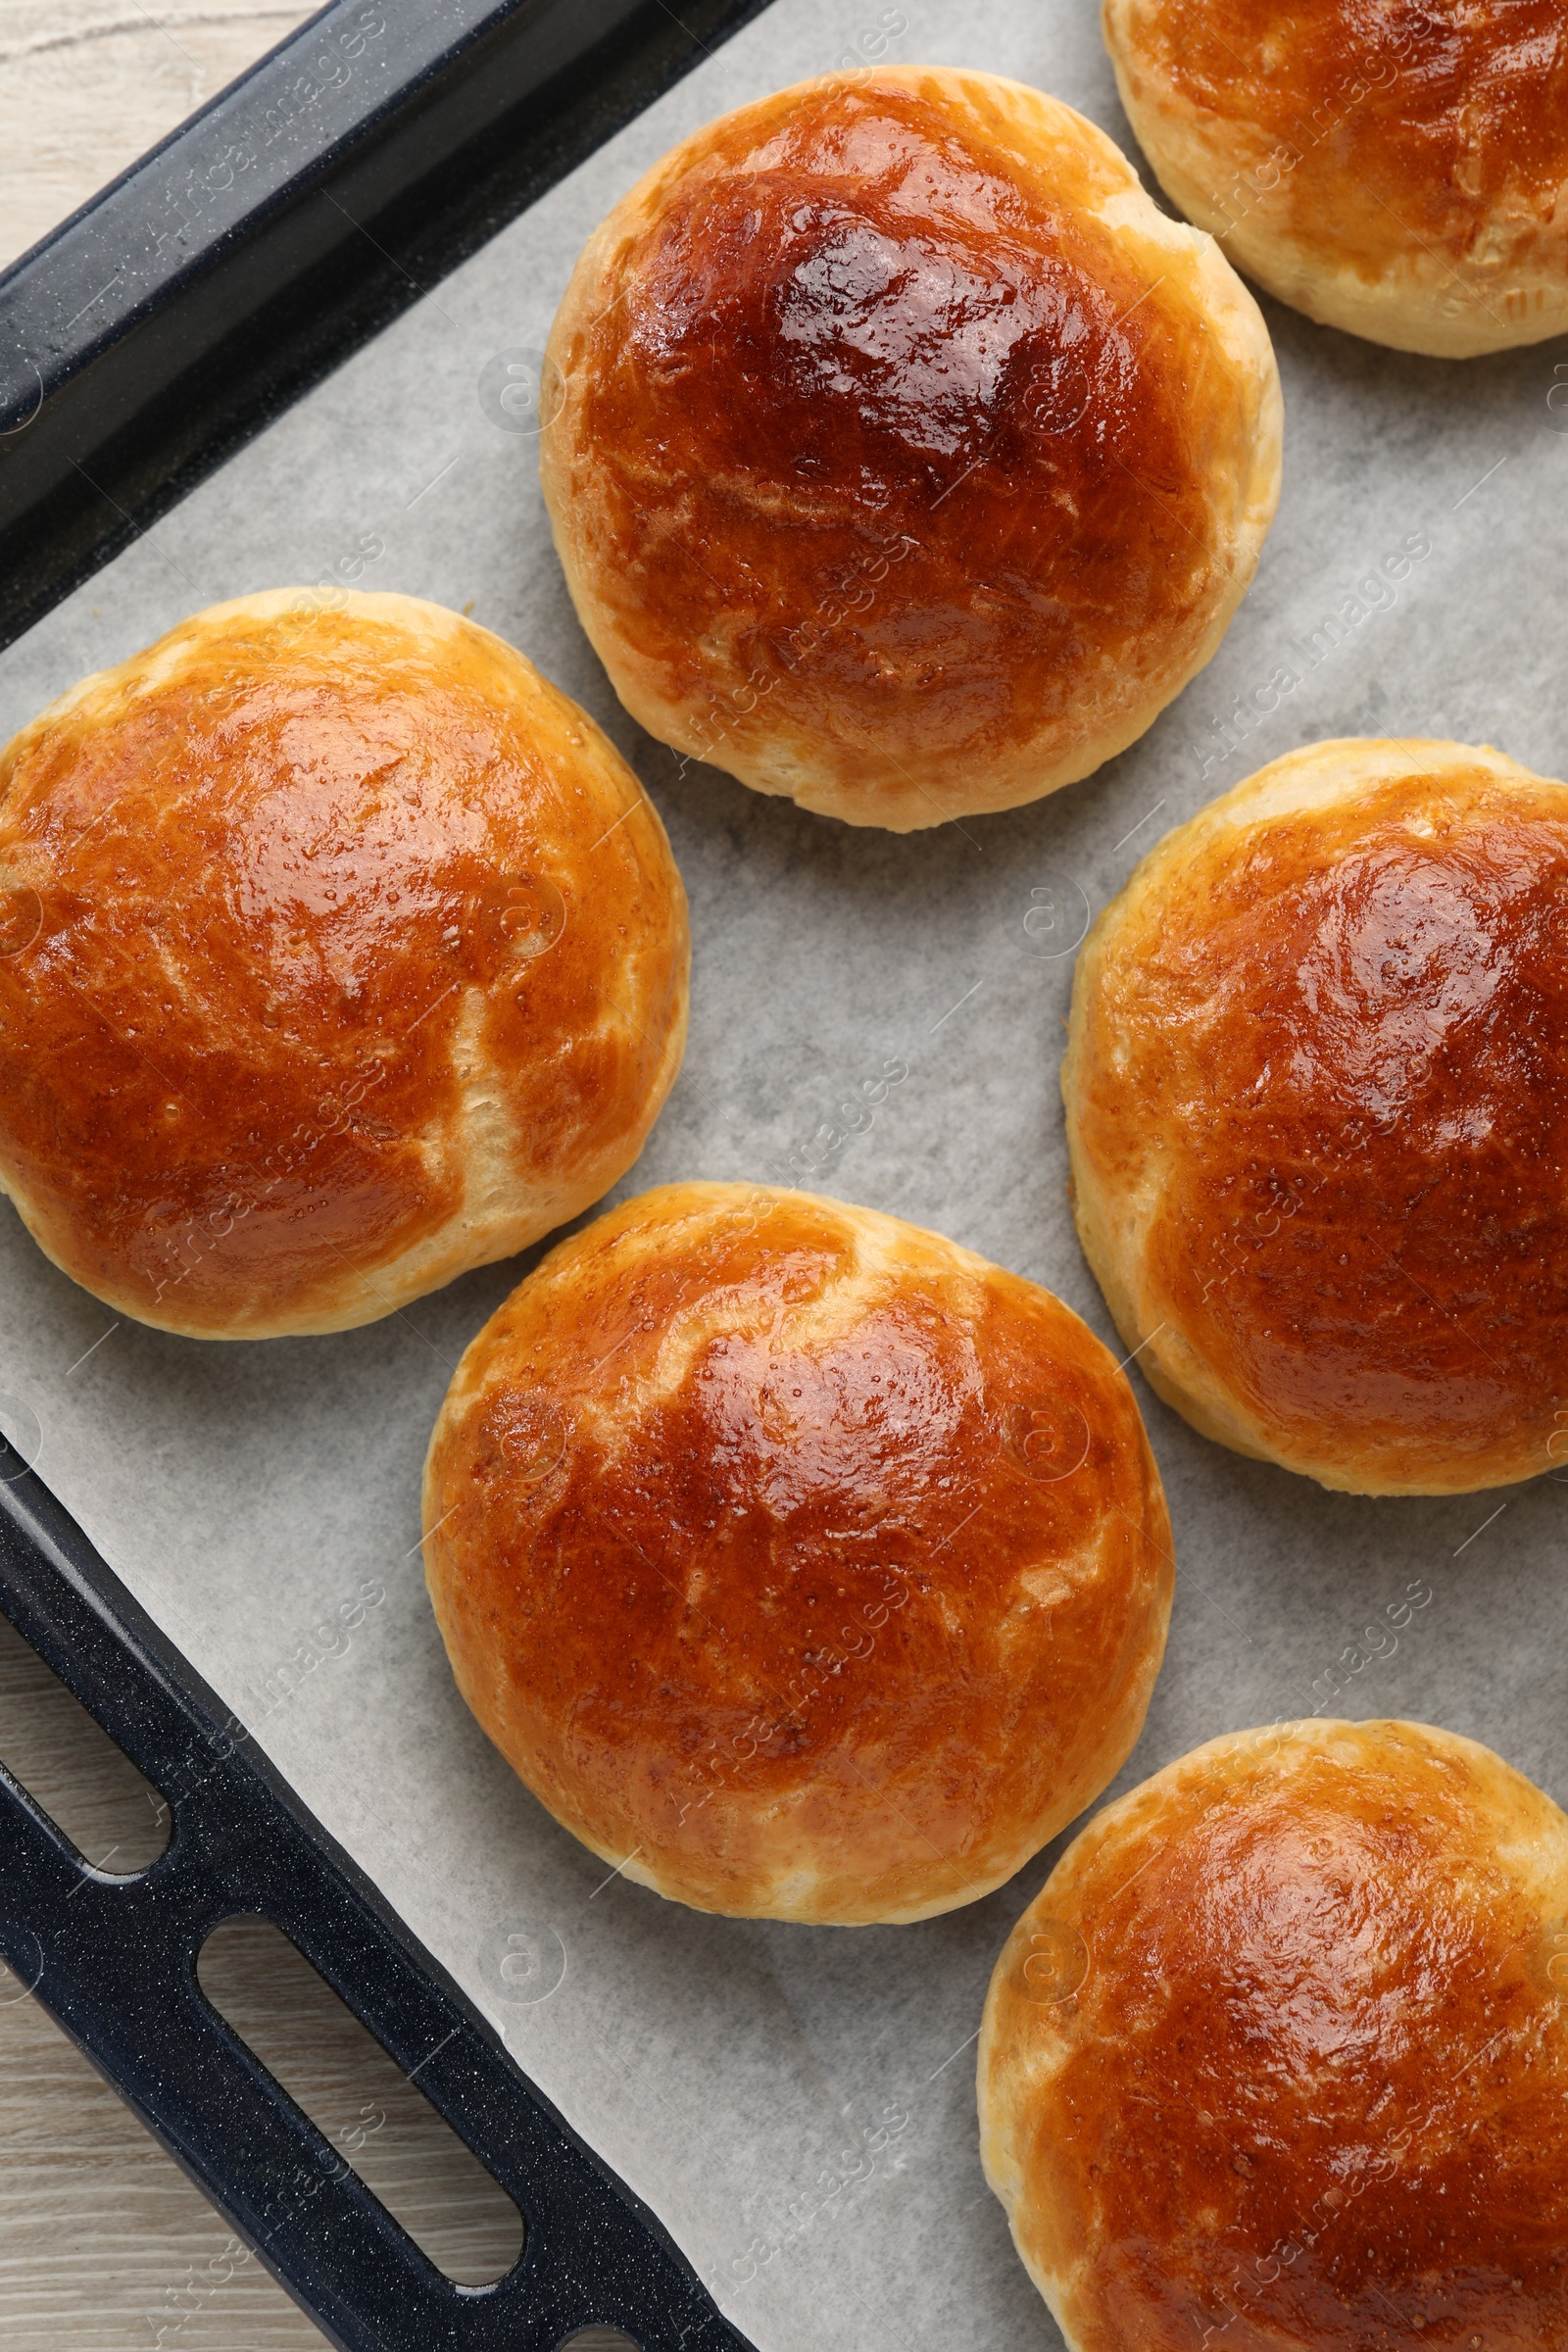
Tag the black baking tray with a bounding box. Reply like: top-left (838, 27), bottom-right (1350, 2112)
top-left (0, 0), bottom-right (773, 653)
top-left (0, 2), bottom-right (774, 2344)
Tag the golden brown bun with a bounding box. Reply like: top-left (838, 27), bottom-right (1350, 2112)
top-left (980, 1718), bottom-right (1568, 2352)
top-left (421, 1182), bottom-right (1174, 1924)
top-left (0, 590), bottom-right (689, 1340)
top-left (540, 69), bottom-right (1281, 832)
top-left (1063, 737), bottom-right (1568, 1495)
top-left (1103, 0), bottom-right (1568, 357)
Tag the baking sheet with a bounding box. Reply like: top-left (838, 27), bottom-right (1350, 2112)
top-left (2, 1), bottom-right (1566, 2343)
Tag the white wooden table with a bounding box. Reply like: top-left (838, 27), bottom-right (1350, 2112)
top-left (0, 2), bottom-right (315, 270)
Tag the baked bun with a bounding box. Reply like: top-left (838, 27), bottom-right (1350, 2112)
top-left (980, 1717), bottom-right (1568, 2352)
top-left (1063, 737), bottom-right (1568, 1495)
top-left (0, 590), bottom-right (688, 1340)
top-left (1103, 0), bottom-right (1568, 357)
top-left (540, 69), bottom-right (1281, 833)
top-left (421, 1182), bottom-right (1173, 1923)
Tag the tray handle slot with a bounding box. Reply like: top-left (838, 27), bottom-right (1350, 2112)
top-left (197, 1911), bottom-right (526, 2286)
top-left (0, 1603), bottom-right (170, 1871)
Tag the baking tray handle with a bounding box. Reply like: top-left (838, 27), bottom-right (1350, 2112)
top-left (0, 1457), bottom-right (755, 2352)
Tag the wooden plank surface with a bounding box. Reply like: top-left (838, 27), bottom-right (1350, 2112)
top-left (0, 1955), bottom-right (329, 2350)
top-left (0, 2), bottom-right (318, 270)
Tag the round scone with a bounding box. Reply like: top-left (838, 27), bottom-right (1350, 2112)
top-left (539, 69), bottom-right (1282, 832)
top-left (1103, 0), bottom-right (1568, 357)
top-left (1063, 737), bottom-right (1568, 1495)
top-left (421, 1182), bottom-right (1173, 1923)
top-left (0, 590), bottom-right (688, 1339)
top-left (979, 1718), bottom-right (1568, 2352)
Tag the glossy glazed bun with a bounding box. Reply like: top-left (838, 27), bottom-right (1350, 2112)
top-left (540, 69), bottom-right (1281, 832)
top-left (980, 1718), bottom-right (1568, 2352)
top-left (1103, 0), bottom-right (1568, 356)
top-left (1063, 737), bottom-right (1568, 1494)
top-left (0, 590), bottom-right (688, 1339)
top-left (422, 1182), bottom-right (1173, 1923)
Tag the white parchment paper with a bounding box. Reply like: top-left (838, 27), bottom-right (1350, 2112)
top-left (2, 2), bottom-right (1566, 2343)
